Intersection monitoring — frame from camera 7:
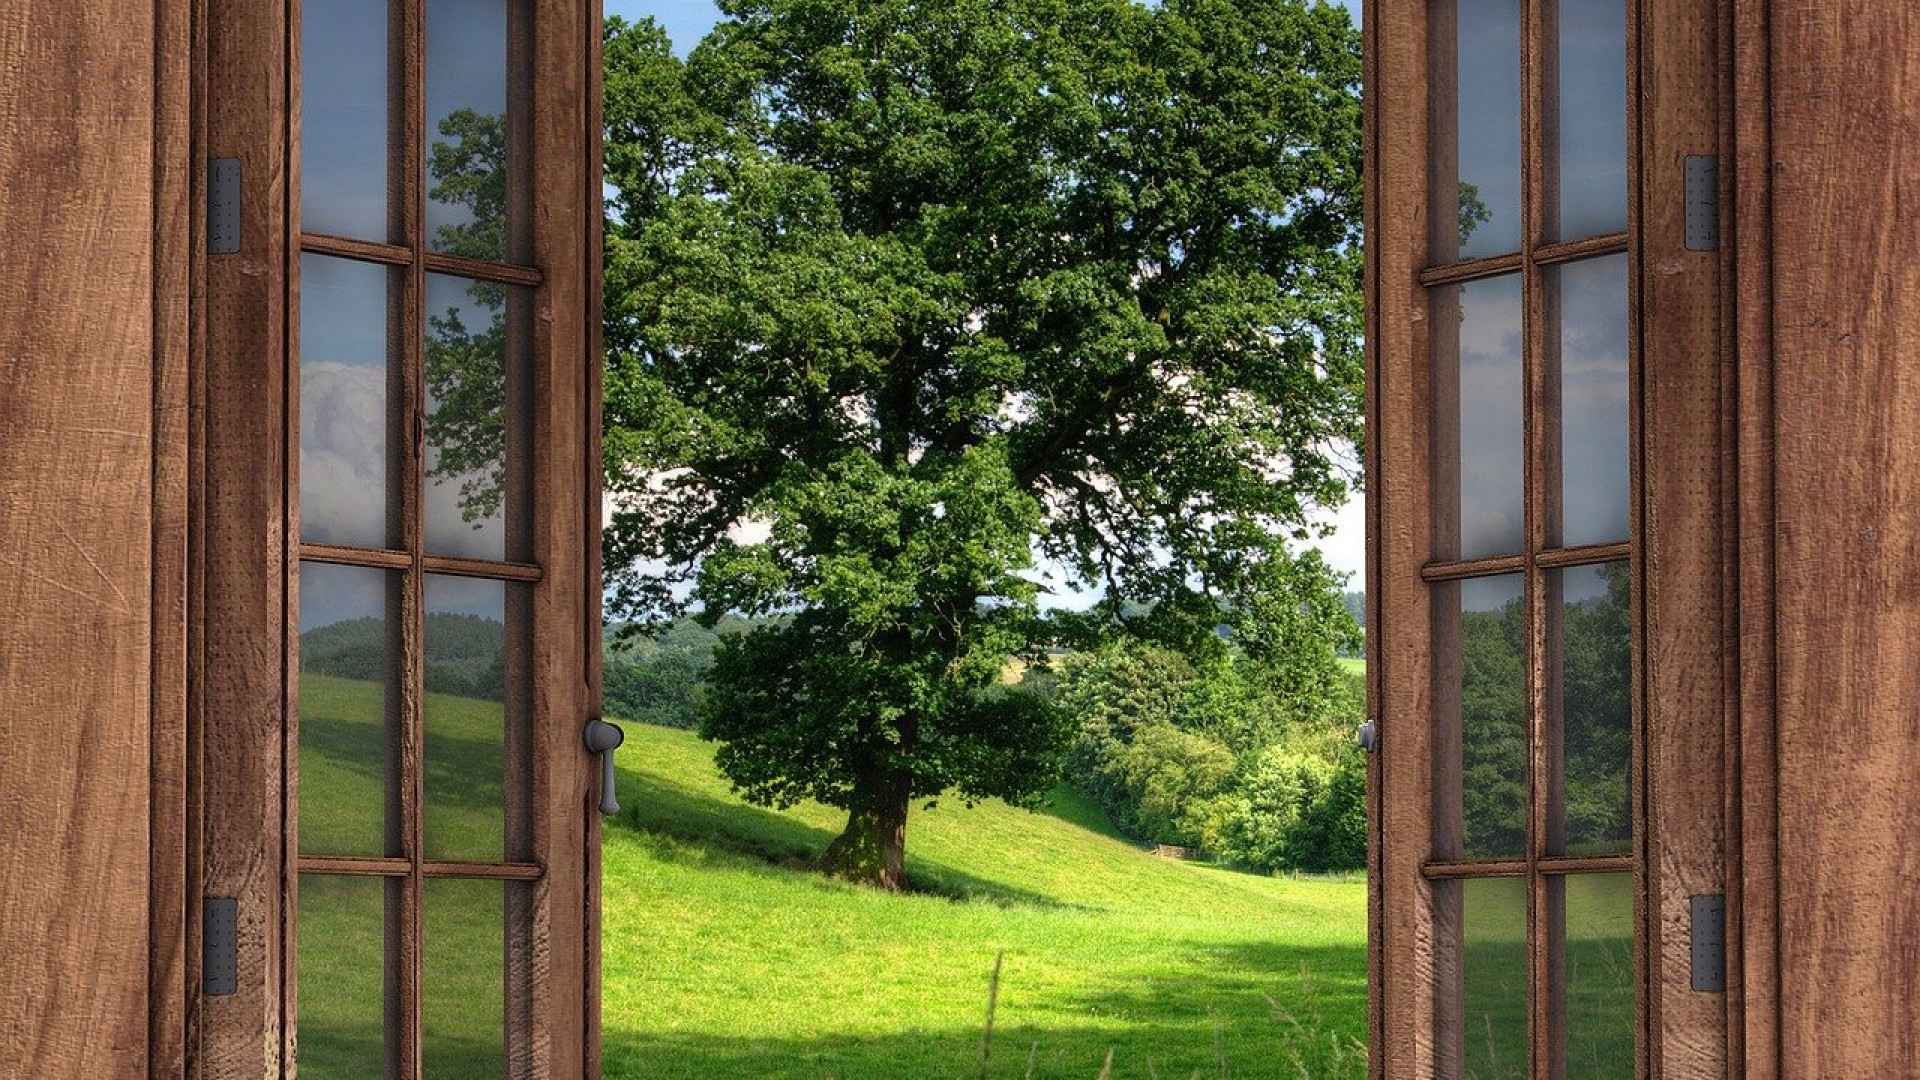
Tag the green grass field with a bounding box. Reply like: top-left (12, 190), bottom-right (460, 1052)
top-left (603, 723), bottom-right (1368, 1080)
top-left (292, 667), bottom-right (1628, 1080)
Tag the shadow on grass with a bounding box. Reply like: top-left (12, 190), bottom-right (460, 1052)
top-left (601, 946), bottom-right (1370, 1080)
top-left (1054, 938), bottom-right (1369, 1030)
top-left (613, 765), bottom-right (1080, 910)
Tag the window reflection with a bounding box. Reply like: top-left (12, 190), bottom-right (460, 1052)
top-left (296, 874), bottom-right (394, 1080)
top-left (1436, 876), bottom-right (1529, 1080)
top-left (1553, 255), bottom-right (1630, 548)
top-left (1551, 0), bottom-right (1628, 241)
top-left (301, 0), bottom-right (392, 241)
top-left (1555, 873), bottom-right (1636, 1080)
top-left (300, 254), bottom-right (399, 551)
top-left (423, 575), bottom-right (531, 863)
top-left (1434, 273), bottom-right (1525, 560)
top-left (1432, 0), bottom-right (1523, 260)
top-left (423, 273), bottom-right (531, 562)
top-left (298, 561), bottom-right (401, 858)
top-left (1550, 562), bottom-right (1631, 856)
top-left (425, 0), bottom-right (521, 262)
top-left (1434, 574), bottom-right (1527, 861)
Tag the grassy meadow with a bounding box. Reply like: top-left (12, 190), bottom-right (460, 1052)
top-left (602, 723), bottom-right (1368, 1080)
top-left (293, 667), bottom-right (1633, 1080)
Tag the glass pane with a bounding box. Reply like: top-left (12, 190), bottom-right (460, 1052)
top-left (296, 874), bottom-right (394, 1080)
top-left (424, 274), bottom-right (533, 562)
top-left (1434, 273), bottom-right (1524, 560)
top-left (301, 254), bottom-right (400, 550)
top-left (1434, 574), bottom-right (1527, 861)
top-left (299, 561), bottom-right (400, 857)
top-left (1550, 0), bottom-right (1628, 241)
top-left (301, 0), bottom-right (392, 241)
top-left (1436, 876), bottom-right (1529, 1080)
top-left (424, 576), bottom-right (530, 862)
top-left (425, 0), bottom-right (521, 263)
top-left (1556, 873), bottom-right (1636, 1080)
top-left (1552, 254), bottom-right (1630, 547)
top-left (1432, 0), bottom-right (1522, 260)
top-left (425, 879), bottom-right (531, 1080)
top-left (1550, 563), bottom-right (1631, 855)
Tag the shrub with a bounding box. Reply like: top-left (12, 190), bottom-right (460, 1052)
top-left (1218, 746), bottom-right (1334, 872)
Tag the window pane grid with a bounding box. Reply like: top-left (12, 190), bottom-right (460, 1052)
top-left (294, 2), bottom-right (537, 1077)
top-left (1424, 0), bottom-right (1639, 1076)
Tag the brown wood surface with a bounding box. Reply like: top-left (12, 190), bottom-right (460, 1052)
top-left (1636, 0), bottom-right (1728, 1077)
top-left (0, 2), bottom-right (159, 1075)
top-left (528, 4), bottom-right (598, 1075)
top-left (199, 0), bottom-right (290, 1073)
top-left (151, 0), bottom-right (198, 1078)
top-left (1371, 1), bottom-right (1440, 1077)
top-left (1726, 0), bottom-right (1775, 1075)
top-left (1764, 2), bottom-right (1920, 1076)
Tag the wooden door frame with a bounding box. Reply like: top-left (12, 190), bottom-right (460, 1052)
top-left (1363, 0), bottom-right (1729, 1077)
top-left (191, 0), bottom-right (604, 1075)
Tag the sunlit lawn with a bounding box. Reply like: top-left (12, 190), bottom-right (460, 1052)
top-left (294, 674), bottom-right (1402, 1080)
top-left (602, 724), bottom-right (1370, 1080)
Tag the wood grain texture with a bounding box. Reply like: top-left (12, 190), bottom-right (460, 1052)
top-left (1727, 0), bottom-right (1776, 1074)
top-left (151, 0), bottom-right (197, 1077)
top-left (1370, 1), bottom-right (1441, 1077)
top-left (1636, 0), bottom-right (1728, 1077)
top-left (199, 0), bottom-right (289, 1073)
top-left (527, 3), bottom-right (597, 1075)
top-left (0, 2), bottom-right (158, 1075)
top-left (1766, 2), bottom-right (1920, 1075)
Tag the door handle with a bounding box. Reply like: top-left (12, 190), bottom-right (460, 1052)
top-left (584, 718), bottom-right (626, 816)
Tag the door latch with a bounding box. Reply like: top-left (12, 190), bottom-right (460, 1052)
top-left (584, 718), bottom-right (626, 816)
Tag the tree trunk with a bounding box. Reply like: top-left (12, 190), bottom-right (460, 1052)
top-left (819, 764), bottom-right (911, 891)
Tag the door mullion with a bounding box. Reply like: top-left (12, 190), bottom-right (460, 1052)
top-left (398, 0), bottom-right (429, 1074)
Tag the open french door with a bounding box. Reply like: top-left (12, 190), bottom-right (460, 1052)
top-left (1366, 0), bottom-right (1730, 1078)
top-left (194, 0), bottom-right (606, 1076)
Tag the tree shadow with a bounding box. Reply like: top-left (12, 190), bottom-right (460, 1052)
top-left (613, 766), bottom-right (1079, 911)
top-left (600, 944), bottom-right (1371, 1080)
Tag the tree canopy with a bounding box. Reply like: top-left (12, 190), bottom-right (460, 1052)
top-left (600, 0), bottom-right (1364, 888)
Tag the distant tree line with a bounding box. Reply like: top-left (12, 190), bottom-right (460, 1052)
top-left (302, 614), bottom-right (508, 702)
top-left (602, 616), bottom-right (765, 730)
top-left (1030, 641), bottom-right (1367, 874)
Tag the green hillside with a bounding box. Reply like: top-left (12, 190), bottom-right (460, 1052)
top-left (293, 669), bottom-right (1611, 1080)
top-left (604, 721), bottom-right (1369, 1080)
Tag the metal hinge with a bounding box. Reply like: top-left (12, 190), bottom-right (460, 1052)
top-left (204, 896), bottom-right (238, 996)
top-left (1690, 893), bottom-right (1726, 992)
top-left (1685, 156), bottom-right (1719, 252)
top-left (209, 159), bottom-right (241, 255)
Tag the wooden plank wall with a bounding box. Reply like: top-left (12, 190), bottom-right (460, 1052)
top-left (0, 1), bottom-right (170, 1076)
top-left (1754, 0), bottom-right (1920, 1075)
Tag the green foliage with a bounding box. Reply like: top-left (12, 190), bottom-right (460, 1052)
top-left (604, 617), bottom-right (732, 729)
top-left (600, 0), bottom-right (1363, 881)
top-left (1459, 594), bottom-right (1527, 857)
top-left (1281, 750), bottom-right (1367, 873)
top-left (1216, 745), bottom-right (1331, 870)
top-left (1048, 641), bottom-right (1360, 866)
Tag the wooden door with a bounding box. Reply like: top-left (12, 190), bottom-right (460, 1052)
top-left (196, 0), bottom-right (604, 1076)
top-left (1366, 0), bottom-right (1727, 1077)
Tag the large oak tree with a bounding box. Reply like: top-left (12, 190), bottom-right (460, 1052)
top-left (601, 0), bottom-right (1363, 889)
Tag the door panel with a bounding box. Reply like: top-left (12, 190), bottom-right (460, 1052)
top-left (198, 0), bottom-right (599, 1075)
top-left (1367, 0), bottom-right (1725, 1077)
